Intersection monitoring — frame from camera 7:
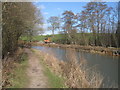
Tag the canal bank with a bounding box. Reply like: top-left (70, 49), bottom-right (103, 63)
top-left (32, 48), bottom-right (105, 88)
top-left (33, 46), bottom-right (119, 88)
top-left (30, 42), bottom-right (120, 57)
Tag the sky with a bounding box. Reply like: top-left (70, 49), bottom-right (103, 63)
top-left (33, 2), bottom-right (118, 35)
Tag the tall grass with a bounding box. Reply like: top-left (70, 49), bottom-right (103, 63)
top-left (62, 49), bottom-right (103, 88)
top-left (33, 48), bottom-right (105, 88)
top-left (32, 49), bottom-right (65, 88)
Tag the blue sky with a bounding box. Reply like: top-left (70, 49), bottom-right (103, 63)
top-left (33, 2), bottom-right (118, 35)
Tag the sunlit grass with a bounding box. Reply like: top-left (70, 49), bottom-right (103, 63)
top-left (31, 49), bottom-right (66, 88)
top-left (43, 65), bottom-right (65, 88)
top-left (8, 53), bottom-right (29, 88)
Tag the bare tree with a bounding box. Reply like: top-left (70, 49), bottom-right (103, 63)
top-left (47, 16), bottom-right (61, 37)
top-left (2, 2), bottom-right (43, 58)
top-left (62, 10), bottom-right (77, 44)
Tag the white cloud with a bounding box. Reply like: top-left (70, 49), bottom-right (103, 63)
top-left (37, 5), bottom-right (45, 9)
top-left (43, 12), bottom-right (49, 15)
top-left (37, 23), bottom-right (48, 29)
top-left (43, 23), bottom-right (48, 29)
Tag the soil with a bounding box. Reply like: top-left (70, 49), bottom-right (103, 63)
top-left (25, 48), bottom-right (49, 88)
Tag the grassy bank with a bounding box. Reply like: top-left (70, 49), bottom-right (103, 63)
top-left (7, 52), bottom-right (29, 88)
top-left (31, 49), bottom-right (65, 88)
top-left (20, 34), bottom-right (91, 43)
top-left (20, 34), bottom-right (120, 56)
top-left (43, 65), bottom-right (65, 88)
top-left (31, 48), bottom-right (105, 88)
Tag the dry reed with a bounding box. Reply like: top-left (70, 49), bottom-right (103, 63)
top-left (34, 48), bottom-right (105, 88)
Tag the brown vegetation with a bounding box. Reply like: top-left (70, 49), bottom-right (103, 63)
top-left (2, 2), bottom-right (43, 59)
top-left (2, 48), bottom-right (25, 87)
top-left (33, 48), bottom-right (104, 88)
top-left (32, 42), bottom-right (120, 56)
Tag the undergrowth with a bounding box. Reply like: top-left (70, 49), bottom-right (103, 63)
top-left (8, 52), bottom-right (29, 88)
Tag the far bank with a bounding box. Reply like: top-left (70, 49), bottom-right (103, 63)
top-left (27, 41), bottom-right (120, 57)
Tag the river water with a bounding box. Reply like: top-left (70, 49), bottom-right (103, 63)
top-left (33, 46), bottom-right (119, 87)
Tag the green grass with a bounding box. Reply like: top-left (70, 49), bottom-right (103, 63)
top-left (20, 33), bottom-right (93, 44)
top-left (8, 53), bottom-right (29, 88)
top-left (20, 35), bottom-right (48, 42)
top-left (43, 65), bottom-right (65, 88)
top-left (31, 49), bottom-right (66, 88)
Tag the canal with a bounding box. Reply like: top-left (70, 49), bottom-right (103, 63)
top-left (33, 46), bottom-right (119, 87)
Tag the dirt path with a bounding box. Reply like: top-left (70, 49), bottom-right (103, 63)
top-left (25, 48), bottom-right (49, 88)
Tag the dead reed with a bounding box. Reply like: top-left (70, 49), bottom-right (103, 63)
top-left (34, 48), bottom-right (104, 88)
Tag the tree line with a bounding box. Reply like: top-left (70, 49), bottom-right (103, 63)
top-left (2, 2), bottom-right (43, 58)
top-left (47, 2), bottom-right (120, 48)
